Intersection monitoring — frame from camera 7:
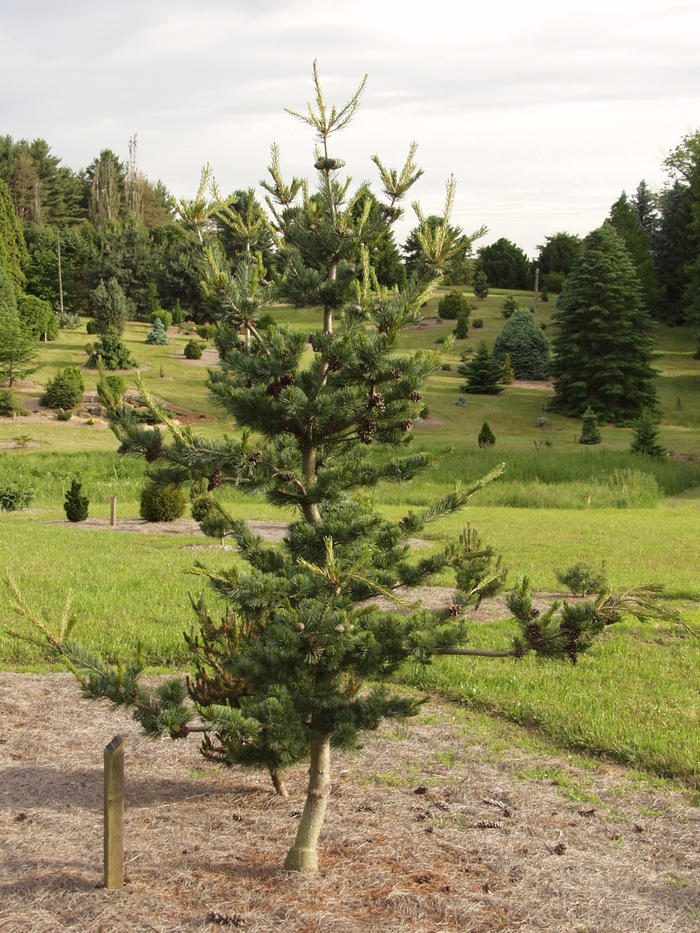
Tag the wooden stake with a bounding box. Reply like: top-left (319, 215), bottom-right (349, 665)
top-left (104, 735), bottom-right (124, 889)
top-left (533, 266), bottom-right (539, 315)
top-left (110, 496), bottom-right (117, 527)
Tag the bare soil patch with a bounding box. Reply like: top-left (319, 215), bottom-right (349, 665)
top-left (1, 673), bottom-right (698, 933)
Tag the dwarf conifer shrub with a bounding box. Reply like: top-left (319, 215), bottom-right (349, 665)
top-left (140, 483), bottom-right (187, 522)
top-left (501, 295), bottom-right (519, 318)
top-left (478, 421), bottom-right (496, 447)
top-left (453, 311), bottom-right (469, 339)
top-left (0, 483), bottom-right (34, 511)
top-left (191, 493), bottom-right (218, 522)
top-left (150, 310), bottom-right (173, 330)
top-left (630, 410), bottom-right (666, 458)
top-left (555, 561), bottom-right (608, 597)
top-left (64, 479), bottom-right (89, 522)
top-left (579, 407), bottom-right (601, 445)
top-left (0, 389), bottom-right (21, 416)
top-left (41, 367), bottom-right (85, 409)
top-left (438, 289), bottom-right (470, 320)
top-left (473, 270), bottom-right (489, 299)
top-left (184, 339), bottom-right (203, 360)
top-left (492, 309), bottom-right (550, 380)
top-left (146, 319), bottom-right (170, 345)
top-left (86, 330), bottom-right (137, 370)
top-left (172, 301), bottom-right (184, 326)
top-left (499, 353), bottom-right (515, 384)
top-left (458, 342), bottom-right (503, 394)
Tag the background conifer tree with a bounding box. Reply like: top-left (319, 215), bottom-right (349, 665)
top-left (550, 225), bottom-right (657, 424)
top-left (459, 341), bottom-right (503, 394)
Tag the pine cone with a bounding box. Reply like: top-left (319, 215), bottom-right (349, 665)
top-left (208, 469), bottom-right (223, 491)
top-left (409, 391), bottom-right (422, 402)
top-left (366, 392), bottom-right (386, 412)
top-left (236, 340), bottom-right (246, 351)
top-left (401, 418), bottom-right (413, 432)
top-left (377, 323), bottom-right (389, 334)
top-left (249, 450), bottom-right (263, 465)
top-left (448, 604), bottom-right (461, 617)
top-left (280, 373), bottom-right (295, 387)
top-left (328, 359), bottom-right (344, 372)
top-left (144, 438), bottom-right (163, 463)
top-left (390, 367), bottom-right (402, 380)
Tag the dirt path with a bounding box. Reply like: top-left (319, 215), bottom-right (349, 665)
top-left (1, 673), bottom-right (698, 933)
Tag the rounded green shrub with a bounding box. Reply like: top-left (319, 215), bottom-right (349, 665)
top-left (191, 493), bottom-right (218, 523)
top-left (140, 483), bottom-right (187, 522)
top-left (184, 339), bottom-right (203, 360)
top-left (86, 319), bottom-right (98, 335)
top-left (492, 309), bottom-right (550, 380)
top-left (18, 295), bottom-right (58, 341)
top-left (0, 389), bottom-right (20, 416)
top-left (471, 318), bottom-right (484, 328)
top-left (438, 289), bottom-right (470, 321)
top-left (150, 309), bottom-right (173, 330)
top-left (41, 366), bottom-right (85, 409)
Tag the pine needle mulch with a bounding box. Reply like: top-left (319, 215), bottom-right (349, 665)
top-left (1, 673), bottom-right (698, 933)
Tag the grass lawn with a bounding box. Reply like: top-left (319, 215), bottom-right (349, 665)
top-left (2, 298), bottom-right (700, 784)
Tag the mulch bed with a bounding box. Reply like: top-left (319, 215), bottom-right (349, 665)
top-left (1, 673), bottom-right (699, 933)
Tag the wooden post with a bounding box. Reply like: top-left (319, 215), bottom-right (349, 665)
top-left (110, 496), bottom-right (117, 527)
top-left (533, 266), bottom-right (539, 315)
top-left (104, 735), bottom-right (124, 889)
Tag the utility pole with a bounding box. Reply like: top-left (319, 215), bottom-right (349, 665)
top-left (56, 230), bottom-right (64, 316)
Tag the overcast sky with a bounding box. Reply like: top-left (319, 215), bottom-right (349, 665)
top-left (1, 0), bottom-right (699, 255)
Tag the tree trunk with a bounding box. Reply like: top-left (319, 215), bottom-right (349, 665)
top-left (284, 731), bottom-right (331, 873)
top-left (301, 445), bottom-right (322, 525)
top-left (270, 768), bottom-right (289, 798)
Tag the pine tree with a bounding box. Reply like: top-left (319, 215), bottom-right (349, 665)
top-left (458, 341), bottom-right (503, 394)
top-left (630, 410), bottom-right (666, 458)
top-left (478, 421), bottom-right (496, 447)
top-left (7, 65), bottom-right (678, 879)
top-left (579, 406), bottom-right (601, 445)
top-left (64, 479), bottom-right (89, 522)
top-left (550, 225), bottom-right (657, 424)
